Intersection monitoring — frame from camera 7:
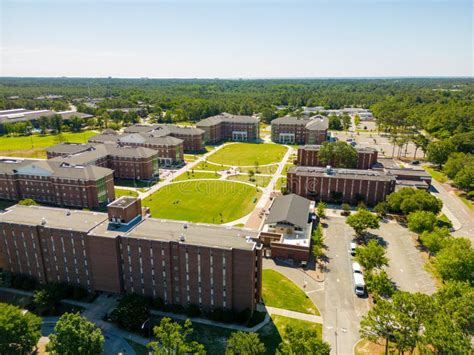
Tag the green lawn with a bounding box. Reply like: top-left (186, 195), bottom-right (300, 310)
top-left (115, 188), bottom-right (139, 198)
top-left (227, 174), bottom-right (272, 187)
top-left (142, 180), bottom-right (261, 224)
top-left (192, 161), bottom-right (222, 172)
top-left (239, 165), bottom-right (278, 174)
top-left (262, 269), bottom-right (320, 315)
top-left (275, 177), bottom-right (287, 191)
top-left (0, 131), bottom-right (98, 158)
top-left (173, 171), bottom-right (220, 182)
top-left (456, 192), bottom-right (474, 211)
top-left (207, 143), bottom-right (287, 166)
top-left (423, 165), bottom-right (448, 183)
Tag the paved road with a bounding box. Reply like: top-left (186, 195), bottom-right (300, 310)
top-left (377, 222), bottom-right (437, 295)
top-left (319, 215), bottom-right (370, 355)
top-left (430, 180), bottom-right (474, 242)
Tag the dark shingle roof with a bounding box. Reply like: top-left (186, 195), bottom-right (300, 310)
top-left (266, 194), bottom-right (311, 229)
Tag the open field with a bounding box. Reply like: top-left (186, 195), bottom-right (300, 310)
top-left (239, 164), bottom-right (278, 174)
top-left (262, 269), bottom-right (320, 315)
top-left (0, 131), bottom-right (98, 158)
top-left (207, 143), bottom-right (287, 166)
top-left (114, 188), bottom-right (139, 198)
top-left (173, 171), bottom-right (220, 181)
top-left (142, 180), bottom-right (261, 224)
top-left (192, 161), bottom-right (222, 172)
top-left (227, 174), bottom-right (272, 187)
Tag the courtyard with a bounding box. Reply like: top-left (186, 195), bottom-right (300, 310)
top-left (142, 180), bottom-right (261, 224)
top-left (206, 142), bottom-right (288, 166)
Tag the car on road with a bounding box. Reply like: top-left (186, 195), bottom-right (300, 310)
top-left (349, 242), bottom-right (357, 256)
top-left (353, 273), bottom-right (366, 297)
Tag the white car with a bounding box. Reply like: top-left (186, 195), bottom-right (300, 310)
top-left (350, 242), bottom-right (357, 256)
top-left (353, 273), bottom-right (366, 296)
top-left (352, 262), bottom-right (363, 275)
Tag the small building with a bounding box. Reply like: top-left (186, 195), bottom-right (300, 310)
top-left (196, 113), bottom-right (259, 144)
top-left (271, 115), bottom-right (328, 145)
top-left (386, 168), bottom-right (432, 190)
top-left (296, 145), bottom-right (378, 170)
top-left (260, 194), bottom-right (314, 262)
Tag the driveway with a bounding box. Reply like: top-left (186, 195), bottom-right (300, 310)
top-left (319, 215), bottom-right (370, 355)
top-left (377, 222), bottom-right (437, 295)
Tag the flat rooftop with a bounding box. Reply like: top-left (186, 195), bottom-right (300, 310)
top-left (288, 166), bottom-right (395, 182)
top-left (126, 218), bottom-right (259, 250)
top-left (0, 205), bottom-right (108, 232)
top-left (108, 196), bottom-right (137, 209)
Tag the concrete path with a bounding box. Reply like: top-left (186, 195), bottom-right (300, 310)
top-left (265, 306), bottom-right (323, 324)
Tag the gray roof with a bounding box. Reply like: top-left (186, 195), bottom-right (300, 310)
top-left (197, 113), bottom-right (258, 127)
top-left (15, 160), bottom-right (113, 180)
top-left (272, 115), bottom-right (328, 130)
top-left (0, 158), bottom-right (40, 175)
top-left (0, 205), bottom-right (108, 232)
top-left (88, 134), bottom-right (121, 143)
top-left (124, 124), bottom-right (204, 136)
top-left (266, 194), bottom-right (311, 229)
top-left (0, 109), bottom-right (92, 124)
top-left (123, 124), bottom-right (158, 134)
top-left (125, 218), bottom-right (258, 250)
top-left (89, 132), bottom-right (183, 147)
top-left (301, 145), bottom-right (377, 153)
top-left (288, 166), bottom-right (395, 182)
top-left (386, 168), bottom-right (431, 179)
top-left (45, 142), bottom-right (97, 155)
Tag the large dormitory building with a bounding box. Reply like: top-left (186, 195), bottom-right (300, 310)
top-left (0, 197), bottom-right (263, 313)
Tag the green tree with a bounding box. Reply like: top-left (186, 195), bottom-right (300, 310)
top-left (373, 202), bottom-right (388, 217)
top-left (419, 227), bottom-right (450, 255)
top-left (443, 152), bottom-right (474, 179)
top-left (346, 208), bottom-right (380, 238)
top-left (341, 114), bottom-right (351, 130)
top-left (18, 198), bottom-right (38, 206)
top-left (386, 188), bottom-right (442, 215)
top-left (148, 317), bottom-right (206, 355)
top-left (276, 325), bottom-right (330, 355)
top-left (50, 114), bottom-right (64, 133)
top-left (434, 237), bottom-right (474, 283)
top-left (427, 139), bottom-right (455, 167)
top-left (407, 211), bottom-right (437, 234)
top-left (365, 270), bottom-right (395, 299)
top-left (453, 165), bottom-right (474, 191)
top-left (328, 115), bottom-right (342, 130)
top-left (47, 313), bottom-right (104, 355)
top-left (318, 141), bottom-right (358, 169)
top-left (0, 303), bottom-right (42, 355)
top-left (38, 115), bottom-right (50, 134)
top-left (110, 294), bottom-right (150, 331)
top-left (354, 114), bottom-right (361, 127)
top-left (355, 240), bottom-right (388, 271)
top-left (69, 116), bottom-right (84, 132)
top-left (225, 331), bottom-right (265, 355)
top-left (316, 201), bottom-right (326, 219)
top-left (423, 311), bottom-right (471, 354)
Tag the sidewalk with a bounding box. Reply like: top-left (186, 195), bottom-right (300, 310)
top-left (265, 306), bottom-right (323, 324)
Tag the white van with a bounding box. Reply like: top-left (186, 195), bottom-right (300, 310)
top-left (352, 262), bottom-right (363, 275)
top-left (353, 273), bottom-right (366, 296)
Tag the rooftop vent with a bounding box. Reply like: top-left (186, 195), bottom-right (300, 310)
top-left (325, 165), bottom-right (333, 175)
top-left (41, 217), bottom-right (47, 226)
top-left (66, 210), bottom-right (71, 216)
top-left (179, 234), bottom-right (186, 242)
top-left (183, 223), bottom-right (188, 229)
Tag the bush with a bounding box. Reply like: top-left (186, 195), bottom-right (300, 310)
top-left (341, 203), bottom-right (351, 216)
top-left (110, 294), bottom-right (150, 332)
top-left (386, 188), bottom-right (442, 215)
top-left (407, 211), bottom-right (437, 234)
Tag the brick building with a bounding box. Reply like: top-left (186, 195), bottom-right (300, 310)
top-left (0, 197), bottom-right (263, 313)
top-left (123, 124), bottom-right (205, 152)
top-left (296, 145), bottom-right (378, 169)
top-left (287, 166), bottom-right (396, 205)
top-left (46, 142), bottom-right (159, 180)
top-left (0, 158), bottom-right (115, 208)
top-left (271, 115), bottom-right (328, 145)
top-left (89, 130), bottom-right (184, 166)
top-left (196, 113), bottom-right (259, 144)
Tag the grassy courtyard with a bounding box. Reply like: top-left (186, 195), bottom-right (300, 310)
top-left (114, 188), bottom-right (139, 198)
top-left (262, 269), bottom-right (320, 315)
top-left (142, 180), bottom-right (261, 224)
top-left (0, 131), bottom-right (98, 158)
top-left (173, 170), bottom-right (220, 181)
top-left (227, 174), bottom-right (272, 187)
top-left (207, 143), bottom-right (287, 166)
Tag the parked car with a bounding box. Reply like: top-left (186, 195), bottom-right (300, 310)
top-left (411, 160), bottom-right (420, 165)
top-left (352, 262), bottom-right (363, 275)
top-left (349, 242), bottom-right (357, 256)
top-left (353, 273), bottom-right (366, 297)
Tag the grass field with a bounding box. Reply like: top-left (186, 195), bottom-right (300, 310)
top-left (423, 165), bottom-right (448, 183)
top-left (173, 171), bottom-right (220, 181)
top-left (207, 143), bottom-right (287, 166)
top-left (262, 269), bottom-right (320, 315)
top-left (142, 180), bottom-right (261, 224)
top-left (0, 131), bottom-right (98, 158)
top-left (239, 165), bottom-right (278, 174)
top-left (115, 188), bottom-right (139, 198)
top-left (227, 174), bottom-right (272, 187)
top-left (275, 177), bottom-right (287, 191)
top-left (192, 161), bottom-right (222, 172)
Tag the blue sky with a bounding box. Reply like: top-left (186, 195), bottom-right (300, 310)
top-left (1, 0), bottom-right (472, 78)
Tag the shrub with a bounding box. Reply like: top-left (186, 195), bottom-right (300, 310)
top-left (407, 211), bottom-right (437, 234)
top-left (110, 294), bottom-right (150, 332)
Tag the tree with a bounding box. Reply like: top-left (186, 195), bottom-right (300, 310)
top-left (360, 299), bottom-right (398, 355)
top-left (443, 152), bottom-right (474, 179)
top-left (318, 141), bottom-right (358, 169)
top-left (225, 331), bottom-right (265, 355)
top-left (18, 198), bottom-right (38, 206)
top-left (354, 114), bottom-right (361, 127)
top-left (386, 188), bottom-right (442, 215)
top-left (427, 139), bottom-right (455, 167)
top-left (341, 114), bottom-right (351, 130)
top-left (276, 325), bottom-right (330, 355)
top-left (148, 317), bottom-right (206, 355)
top-left (373, 202), bottom-right (388, 217)
top-left (38, 115), bottom-right (50, 134)
top-left (341, 203), bottom-right (351, 216)
top-left (47, 313), bottom-right (104, 355)
top-left (365, 270), bottom-right (395, 299)
top-left (110, 294), bottom-right (150, 332)
top-left (248, 169), bottom-right (255, 182)
top-left (407, 211), bottom-right (437, 234)
top-left (316, 201), bottom-right (326, 219)
top-left (328, 115), bottom-right (342, 130)
top-left (50, 114), bottom-right (64, 133)
top-left (355, 240), bottom-right (388, 271)
top-left (0, 303), bottom-right (42, 355)
top-left (69, 116), bottom-right (84, 132)
top-left (412, 134), bottom-right (429, 159)
top-left (434, 237), bottom-right (474, 283)
top-left (453, 165), bottom-right (474, 191)
top-left (423, 311), bottom-right (471, 354)
top-left (419, 227), bottom-right (450, 255)
top-left (346, 208), bottom-right (380, 238)
top-left (260, 107), bottom-right (277, 124)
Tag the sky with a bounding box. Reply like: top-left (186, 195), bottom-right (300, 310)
top-left (0, 0), bottom-right (473, 78)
